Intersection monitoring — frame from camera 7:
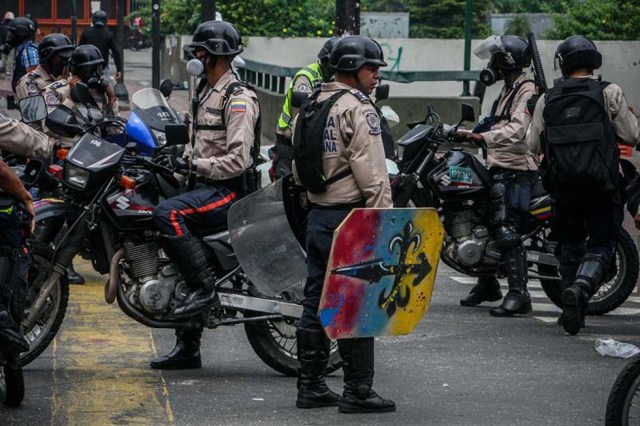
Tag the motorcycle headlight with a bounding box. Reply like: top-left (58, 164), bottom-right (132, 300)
top-left (152, 129), bottom-right (167, 147)
top-left (65, 164), bottom-right (90, 189)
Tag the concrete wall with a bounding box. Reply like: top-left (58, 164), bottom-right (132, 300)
top-left (161, 36), bottom-right (640, 141)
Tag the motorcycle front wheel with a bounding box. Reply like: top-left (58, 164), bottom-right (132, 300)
top-left (21, 242), bottom-right (70, 366)
top-left (244, 311), bottom-right (342, 377)
top-left (0, 353), bottom-right (25, 407)
top-left (606, 354), bottom-right (640, 425)
top-left (539, 229), bottom-right (639, 315)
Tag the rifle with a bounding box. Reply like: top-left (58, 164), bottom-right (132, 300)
top-left (527, 32), bottom-right (548, 114)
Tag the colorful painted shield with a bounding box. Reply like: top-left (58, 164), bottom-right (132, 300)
top-left (318, 208), bottom-right (444, 339)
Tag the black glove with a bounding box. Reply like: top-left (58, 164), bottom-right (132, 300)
top-left (156, 155), bottom-right (190, 174)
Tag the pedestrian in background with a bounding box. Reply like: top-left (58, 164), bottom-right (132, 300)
top-left (79, 10), bottom-right (123, 82)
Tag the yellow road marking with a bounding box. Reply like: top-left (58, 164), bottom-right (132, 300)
top-left (52, 281), bottom-right (174, 425)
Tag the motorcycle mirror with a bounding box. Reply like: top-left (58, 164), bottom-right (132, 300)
top-left (461, 103), bottom-right (476, 123)
top-left (21, 159), bottom-right (44, 186)
top-left (375, 84), bottom-right (390, 102)
top-left (45, 105), bottom-right (84, 138)
top-left (291, 91), bottom-right (309, 109)
top-left (18, 95), bottom-right (47, 123)
top-left (71, 82), bottom-right (93, 106)
top-left (164, 124), bottom-right (189, 147)
top-left (159, 79), bottom-right (173, 98)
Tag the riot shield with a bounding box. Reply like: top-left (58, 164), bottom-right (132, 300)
top-left (227, 178), bottom-right (308, 297)
top-left (319, 208), bottom-right (444, 339)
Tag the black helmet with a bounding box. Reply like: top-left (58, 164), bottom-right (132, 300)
top-left (186, 21), bottom-right (243, 56)
top-left (317, 37), bottom-right (338, 62)
top-left (493, 35), bottom-right (531, 70)
top-left (38, 33), bottom-right (74, 63)
top-left (555, 35), bottom-right (602, 76)
top-left (92, 10), bottom-right (107, 27)
top-left (69, 45), bottom-right (104, 77)
top-left (329, 35), bottom-right (387, 73)
top-left (7, 16), bottom-right (36, 40)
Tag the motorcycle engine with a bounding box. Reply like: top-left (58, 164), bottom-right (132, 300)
top-left (138, 265), bottom-right (179, 314)
top-left (443, 202), bottom-right (498, 267)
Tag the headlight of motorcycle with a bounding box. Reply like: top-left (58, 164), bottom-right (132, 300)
top-left (152, 129), bottom-right (167, 147)
top-left (65, 164), bottom-right (90, 189)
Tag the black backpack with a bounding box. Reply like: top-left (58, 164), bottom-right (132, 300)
top-left (541, 78), bottom-right (619, 196)
top-left (293, 89), bottom-right (350, 194)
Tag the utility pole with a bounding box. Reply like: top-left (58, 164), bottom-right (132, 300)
top-left (70, 0), bottom-right (78, 45)
top-left (116, 0), bottom-right (125, 83)
top-left (152, 0), bottom-right (161, 89)
top-left (202, 0), bottom-right (216, 22)
top-left (462, 0), bottom-right (473, 96)
top-left (335, 0), bottom-right (360, 36)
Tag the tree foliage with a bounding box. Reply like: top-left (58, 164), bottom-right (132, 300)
top-left (545, 0), bottom-right (640, 40)
top-left (504, 15), bottom-right (530, 37)
top-left (128, 0), bottom-right (335, 37)
top-left (407, 0), bottom-right (492, 38)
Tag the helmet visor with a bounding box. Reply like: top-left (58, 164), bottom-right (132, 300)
top-left (473, 35), bottom-right (505, 60)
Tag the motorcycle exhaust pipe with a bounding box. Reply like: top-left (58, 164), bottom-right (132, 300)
top-left (105, 249), bottom-right (124, 304)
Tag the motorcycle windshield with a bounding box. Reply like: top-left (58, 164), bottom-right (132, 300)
top-left (131, 88), bottom-right (181, 129)
top-left (473, 35), bottom-right (505, 60)
top-left (227, 179), bottom-right (308, 297)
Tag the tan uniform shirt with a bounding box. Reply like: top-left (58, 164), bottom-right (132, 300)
top-left (15, 65), bottom-right (54, 101)
top-left (481, 73), bottom-right (538, 171)
top-left (292, 82), bottom-right (393, 208)
top-left (527, 76), bottom-right (640, 154)
top-left (0, 112), bottom-right (52, 159)
top-left (275, 74), bottom-right (313, 140)
top-left (184, 70), bottom-right (260, 181)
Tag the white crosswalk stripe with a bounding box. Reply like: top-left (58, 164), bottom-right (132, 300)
top-left (448, 276), bottom-right (640, 322)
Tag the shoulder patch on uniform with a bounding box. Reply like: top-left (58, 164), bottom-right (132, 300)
top-left (297, 83), bottom-right (311, 93)
top-left (45, 90), bottom-right (61, 107)
top-left (229, 98), bottom-right (247, 113)
top-left (49, 80), bottom-right (67, 90)
top-left (349, 88), bottom-right (371, 103)
top-left (365, 111), bottom-right (381, 135)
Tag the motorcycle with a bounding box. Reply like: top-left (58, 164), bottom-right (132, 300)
top-left (392, 103), bottom-right (639, 315)
top-left (21, 109), bottom-right (341, 376)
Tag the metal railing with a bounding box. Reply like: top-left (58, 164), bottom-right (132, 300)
top-left (236, 58), bottom-right (483, 97)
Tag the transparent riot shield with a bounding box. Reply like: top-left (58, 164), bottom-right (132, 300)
top-left (227, 178), bottom-right (308, 297)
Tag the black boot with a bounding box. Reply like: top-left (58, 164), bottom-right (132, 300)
top-left (160, 234), bottom-right (220, 316)
top-left (337, 338), bottom-right (396, 414)
top-left (66, 263), bottom-right (85, 285)
top-left (490, 245), bottom-right (532, 317)
top-left (557, 264), bottom-right (580, 326)
top-left (296, 328), bottom-right (341, 408)
top-left (460, 276), bottom-right (502, 307)
top-left (0, 310), bottom-right (28, 353)
top-left (561, 256), bottom-right (606, 335)
top-left (149, 328), bottom-right (202, 369)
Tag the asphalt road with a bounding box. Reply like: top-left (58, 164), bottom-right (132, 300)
top-left (3, 258), bottom-right (640, 425)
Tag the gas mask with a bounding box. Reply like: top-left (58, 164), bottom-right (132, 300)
top-left (186, 54), bottom-right (216, 77)
top-left (76, 66), bottom-right (109, 92)
top-left (0, 32), bottom-right (19, 55)
top-left (479, 57), bottom-right (504, 87)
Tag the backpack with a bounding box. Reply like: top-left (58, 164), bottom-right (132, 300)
top-left (541, 78), bottom-right (619, 196)
top-left (293, 89), bottom-right (350, 194)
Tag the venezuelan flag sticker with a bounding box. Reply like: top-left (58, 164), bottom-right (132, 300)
top-left (230, 99), bottom-right (247, 113)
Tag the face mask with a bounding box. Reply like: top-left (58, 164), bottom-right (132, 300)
top-left (50, 57), bottom-right (68, 78)
top-left (186, 58), bottom-right (205, 77)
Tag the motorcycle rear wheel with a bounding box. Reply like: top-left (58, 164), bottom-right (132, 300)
top-left (0, 353), bottom-right (25, 407)
top-left (244, 312), bottom-right (342, 377)
top-left (606, 354), bottom-right (640, 425)
top-left (21, 242), bottom-right (70, 366)
top-left (539, 229), bottom-right (639, 315)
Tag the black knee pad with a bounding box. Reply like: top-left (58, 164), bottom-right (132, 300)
top-left (494, 225), bottom-right (521, 252)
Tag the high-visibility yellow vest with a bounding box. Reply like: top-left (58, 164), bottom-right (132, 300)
top-left (277, 62), bottom-right (324, 130)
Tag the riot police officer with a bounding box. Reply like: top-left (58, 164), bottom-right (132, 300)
top-left (457, 35), bottom-right (539, 317)
top-left (79, 10), bottom-right (123, 81)
top-left (527, 36), bottom-right (640, 335)
top-left (43, 44), bottom-right (119, 120)
top-left (15, 33), bottom-right (74, 101)
top-left (1, 16), bottom-right (37, 93)
top-left (292, 35), bottom-right (395, 413)
top-left (272, 37), bottom-right (337, 179)
top-left (149, 21), bottom-right (260, 370)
